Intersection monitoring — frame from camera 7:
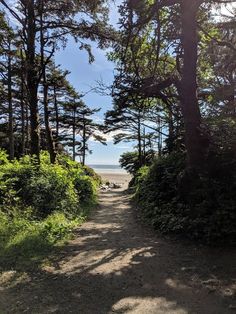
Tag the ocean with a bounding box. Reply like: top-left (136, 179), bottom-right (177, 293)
top-left (88, 164), bottom-right (127, 174)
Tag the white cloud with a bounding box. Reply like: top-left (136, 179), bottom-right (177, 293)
top-left (115, 145), bottom-right (131, 150)
top-left (90, 129), bottom-right (124, 142)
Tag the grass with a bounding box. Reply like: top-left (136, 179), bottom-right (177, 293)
top-left (0, 210), bottom-right (87, 271)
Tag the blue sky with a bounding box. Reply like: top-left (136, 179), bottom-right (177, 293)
top-left (55, 0), bottom-right (132, 165)
top-left (54, 1), bottom-right (235, 165)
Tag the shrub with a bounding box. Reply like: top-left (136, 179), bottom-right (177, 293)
top-left (0, 150), bottom-right (99, 218)
top-left (0, 150), bottom-right (100, 267)
top-left (135, 151), bottom-right (236, 244)
top-left (120, 150), bottom-right (155, 175)
top-left (73, 175), bottom-right (97, 203)
top-left (0, 209), bottom-right (80, 267)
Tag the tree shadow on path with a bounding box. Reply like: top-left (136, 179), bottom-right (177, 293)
top-left (0, 188), bottom-right (236, 313)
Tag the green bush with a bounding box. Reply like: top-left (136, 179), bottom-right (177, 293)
top-left (0, 150), bottom-right (100, 267)
top-left (135, 152), bottom-right (236, 244)
top-left (120, 150), bottom-right (155, 175)
top-left (0, 150), bottom-right (100, 218)
top-left (73, 175), bottom-right (97, 203)
top-left (0, 209), bottom-right (80, 267)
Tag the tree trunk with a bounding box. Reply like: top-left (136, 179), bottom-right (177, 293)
top-left (40, 0), bottom-right (56, 164)
top-left (20, 78), bottom-right (26, 156)
top-left (26, 102), bottom-right (30, 154)
top-left (143, 127), bottom-right (146, 164)
top-left (158, 116), bottom-right (162, 155)
top-left (53, 86), bottom-right (59, 140)
top-left (26, 0), bottom-right (40, 161)
top-left (43, 84), bottom-right (57, 163)
top-left (72, 103), bottom-right (76, 161)
top-left (137, 111), bottom-right (142, 167)
top-left (7, 42), bottom-right (14, 160)
top-left (168, 106), bottom-right (174, 153)
top-left (82, 120), bottom-right (86, 166)
top-left (180, 0), bottom-right (207, 170)
top-left (20, 49), bottom-right (25, 156)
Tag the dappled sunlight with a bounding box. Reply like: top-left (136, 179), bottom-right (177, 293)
top-left (111, 297), bottom-right (188, 314)
top-left (165, 278), bottom-right (190, 291)
top-left (1, 187), bottom-right (236, 313)
top-left (89, 247), bottom-right (152, 275)
top-left (0, 271), bottom-right (30, 289)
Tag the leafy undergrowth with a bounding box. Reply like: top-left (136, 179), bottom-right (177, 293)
top-left (0, 210), bottom-right (85, 270)
top-left (133, 152), bottom-right (236, 245)
top-left (0, 150), bottom-right (100, 271)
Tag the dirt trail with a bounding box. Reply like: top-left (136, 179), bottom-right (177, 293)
top-left (0, 179), bottom-right (236, 313)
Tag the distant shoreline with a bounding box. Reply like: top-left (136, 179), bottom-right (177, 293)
top-left (88, 164), bottom-right (127, 175)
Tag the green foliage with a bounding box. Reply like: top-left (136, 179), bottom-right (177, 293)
top-left (83, 165), bottom-right (102, 186)
top-left (0, 209), bottom-right (81, 267)
top-left (0, 150), bottom-right (100, 217)
top-left (120, 150), bottom-right (155, 175)
top-left (0, 150), bottom-right (101, 266)
top-left (120, 151), bottom-right (140, 175)
top-left (73, 175), bottom-right (96, 203)
top-left (134, 152), bottom-right (236, 244)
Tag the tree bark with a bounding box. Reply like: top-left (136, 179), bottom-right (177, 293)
top-left (157, 116), bottom-right (162, 155)
top-left (82, 119), bottom-right (86, 166)
top-left (20, 49), bottom-right (25, 156)
top-left (43, 84), bottom-right (57, 163)
top-left (137, 111), bottom-right (142, 167)
top-left (40, 0), bottom-right (56, 164)
top-left (20, 76), bottom-right (26, 156)
top-left (7, 42), bottom-right (14, 160)
top-left (180, 0), bottom-right (207, 170)
top-left (26, 101), bottom-right (30, 153)
top-left (53, 86), bottom-right (59, 140)
top-left (72, 103), bottom-right (76, 161)
top-left (168, 106), bottom-right (174, 153)
top-left (26, 0), bottom-right (40, 161)
top-left (143, 127), bottom-right (146, 164)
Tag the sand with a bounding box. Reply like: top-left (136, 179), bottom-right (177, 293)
top-left (98, 172), bottom-right (132, 187)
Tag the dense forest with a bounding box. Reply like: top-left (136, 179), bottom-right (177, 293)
top-left (0, 0), bottom-right (235, 268)
top-left (106, 0), bottom-right (236, 243)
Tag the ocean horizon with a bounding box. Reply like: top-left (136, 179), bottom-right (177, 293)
top-left (88, 164), bottom-right (127, 174)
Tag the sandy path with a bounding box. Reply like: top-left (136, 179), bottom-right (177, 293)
top-left (0, 174), bottom-right (236, 313)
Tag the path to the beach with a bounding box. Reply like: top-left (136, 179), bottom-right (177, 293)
top-left (1, 177), bottom-right (236, 313)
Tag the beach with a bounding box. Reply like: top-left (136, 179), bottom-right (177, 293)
top-left (97, 172), bottom-right (132, 188)
top-left (89, 164), bottom-right (132, 188)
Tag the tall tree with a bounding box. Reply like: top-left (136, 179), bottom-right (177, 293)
top-left (0, 13), bottom-right (16, 160)
top-left (0, 0), bottom-right (113, 161)
top-left (111, 0), bottom-right (235, 173)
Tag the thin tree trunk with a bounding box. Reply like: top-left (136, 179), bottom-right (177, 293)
top-left (26, 0), bottom-right (40, 161)
top-left (20, 80), bottom-right (25, 156)
top-left (53, 86), bottom-right (59, 140)
top-left (82, 120), bottom-right (86, 166)
top-left (20, 49), bottom-right (25, 156)
top-left (143, 127), bottom-right (146, 164)
top-left (43, 84), bottom-right (57, 163)
top-left (137, 111), bottom-right (142, 167)
top-left (25, 102), bottom-right (29, 153)
top-left (180, 0), bottom-right (207, 170)
top-left (7, 42), bottom-right (14, 160)
top-left (72, 103), bottom-right (76, 161)
top-left (168, 106), bottom-right (174, 153)
top-left (40, 0), bottom-right (56, 164)
top-left (158, 116), bottom-right (162, 155)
